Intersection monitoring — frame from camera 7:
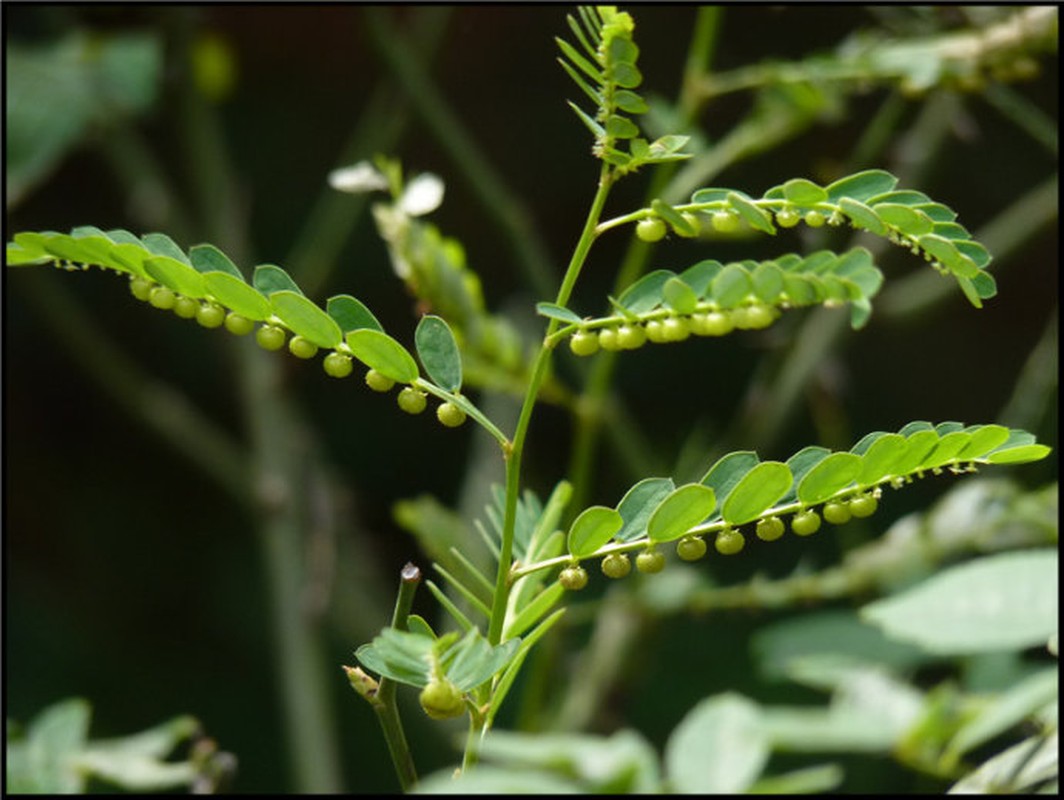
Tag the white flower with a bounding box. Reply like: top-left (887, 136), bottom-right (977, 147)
top-left (328, 161), bottom-right (389, 193)
top-left (399, 173), bottom-right (445, 216)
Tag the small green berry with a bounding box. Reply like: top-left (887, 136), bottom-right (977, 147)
top-left (601, 552), bottom-right (631, 579)
top-left (419, 679), bottom-right (465, 720)
top-left (734, 304), bottom-right (776, 330)
top-left (676, 535), bottom-right (707, 561)
top-left (804, 210), bottom-right (826, 228)
top-left (617, 324), bottom-right (646, 350)
top-left (675, 212), bottom-right (701, 237)
top-left (598, 326), bottom-right (622, 351)
top-left (756, 516), bottom-right (785, 542)
top-left (288, 335), bottom-right (318, 359)
top-left (823, 501), bottom-right (852, 525)
top-left (776, 208), bottom-right (801, 228)
top-left (129, 277), bottom-right (153, 301)
top-left (645, 319), bottom-right (668, 343)
top-left (148, 286), bottom-right (176, 310)
top-left (635, 217), bottom-right (667, 242)
top-left (436, 401), bottom-right (467, 428)
top-left (792, 509), bottom-right (821, 536)
top-left (848, 493), bottom-right (879, 518)
top-left (173, 295), bottom-right (200, 319)
top-left (711, 210), bottom-right (741, 233)
top-left (715, 529), bottom-right (745, 555)
top-left (196, 303), bottom-right (226, 329)
top-left (398, 387), bottom-right (427, 414)
top-left (365, 369), bottom-right (396, 393)
top-left (636, 549), bottom-right (665, 574)
top-left (662, 316), bottom-right (690, 342)
top-left (225, 312), bottom-right (255, 336)
top-left (692, 310), bottom-right (733, 337)
top-left (559, 565), bottom-right (589, 591)
top-left (256, 324), bottom-right (286, 351)
top-left (323, 352), bottom-right (353, 378)
top-left (570, 330), bottom-right (600, 357)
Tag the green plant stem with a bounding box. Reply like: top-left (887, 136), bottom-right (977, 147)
top-left (488, 165), bottom-right (615, 648)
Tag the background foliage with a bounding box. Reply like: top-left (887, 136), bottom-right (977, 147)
top-left (5, 5), bottom-right (1057, 792)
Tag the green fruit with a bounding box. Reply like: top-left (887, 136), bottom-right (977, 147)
top-left (715, 529), bottom-right (745, 555)
top-left (662, 316), bottom-right (690, 342)
top-left (559, 565), bottom-right (589, 590)
top-left (598, 327), bottom-right (622, 351)
top-left (676, 212), bottom-right (701, 237)
top-left (792, 510), bottom-right (821, 536)
top-left (676, 535), bottom-right (707, 561)
top-left (256, 324), bottom-right (286, 351)
top-left (173, 295), bottom-right (200, 319)
top-left (148, 286), bottom-right (176, 310)
top-left (436, 401), bottom-right (467, 428)
top-left (288, 335), bottom-right (318, 359)
top-left (848, 493), bottom-right (879, 518)
top-left (570, 330), bottom-right (600, 357)
top-left (736, 304), bottom-right (775, 330)
top-left (692, 311), bottom-right (733, 337)
top-left (823, 501), bottom-right (852, 525)
top-left (601, 552), bottom-right (631, 579)
top-left (756, 516), bottom-right (785, 542)
top-left (804, 210), bottom-right (826, 228)
top-left (636, 217), bottom-right (667, 242)
top-left (323, 352), bottom-right (353, 378)
top-left (419, 679), bottom-right (465, 720)
top-left (617, 324), bottom-right (646, 350)
top-left (365, 369), bottom-right (396, 393)
top-left (196, 303), bottom-right (226, 329)
top-left (129, 277), bottom-right (153, 301)
top-left (776, 208), bottom-right (801, 228)
top-left (645, 319), bottom-right (668, 343)
top-left (398, 387), bottom-right (427, 414)
top-left (711, 210), bottom-right (741, 233)
top-left (636, 549), bottom-right (665, 574)
top-left (224, 312), bottom-right (255, 336)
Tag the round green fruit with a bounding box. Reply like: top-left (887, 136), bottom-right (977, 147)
top-left (791, 510), bottom-right (821, 536)
top-left (635, 217), bottom-right (667, 243)
top-left (711, 210), bottom-right (741, 233)
top-left (196, 303), bottom-right (226, 329)
top-left (636, 549), bottom-right (665, 574)
top-left (756, 516), bottom-right (785, 542)
top-left (365, 369), bottom-right (396, 393)
top-left (715, 529), bottom-right (745, 555)
top-left (617, 324), bottom-right (646, 350)
top-left (419, 679), bottom-right (465, 720)
top-left (129, 277), bottom-right (153, 301)
top-left (559, 565), bottom-right (589, 591)
top-left (692, 311), bottom-right (733, 337)
top-left (736, 304), bottom-right (775, 330)
top-left (598, 327), bottom-right (622, 351)
top-left (822, 501), bottom-right (852, 525)
top-left (676, 535), bottom-right (707, 561)
top-left (173, 295), bottom-right (200, 319)
top-left (601, 552), bottom-right (631, 579)
top-left (662, 316), bottom-right (690, 342)
top-left (288, 335), bottom-right (318, 359)
top-left (148, 286), bottom-right (176, 310)
top-left (848, 493), bottom-right (878, 518)
top-left (645, 319), bottom-right (668, 343)
top-left (323, 352), bottom-right (353, 378)
top-left (676, 212), bottom-right (701, 237)
top-left (397, 387), bottom-right (427, 414)
top-left (436, 401), bottom-right (467, 428)
top-left (776, 208), bottom-right (801, 228)
top-left (570, 330), bottom-right (599, 357)
top-left (224, 312), bottom-right (255, 336)
top-left (804, 210), bottom-right (826, 228)
top-left (256, 324), bottom-right (286, 351)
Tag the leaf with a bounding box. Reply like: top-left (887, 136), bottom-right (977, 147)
top-left (837, 197), bottom-right (888, 236)
top-left (615, 477), bottom-right (675, 542)
top-left (535, 302), bottom-right (582, 324)
top-left (796, 452), bottom-right (862, 505)
top-left (647, 483), bottom-right (717, 543)
top-left (781, 178), bottom-right (828, 205)
top-left (326, 294), bottom-right (384, 333)
top-left (860, 549), bottom-right (1058, 654)
top-left (874, 203), bottom-right (934, 236)
top-left (617, 269), bottom-right (674, 313)
top-left (443, 629), bottom-right (521, 691)
top-left (721, 462), bottom-right (792, 525)
top-left (252, 263), bottom-right (303, 295)
top-left (665, 693), bottom-right (770, 794)
top-left (854, 433), bottom-right (908, 484)
top-left (269, 291), bottom-right (343, 348)
top-left (415, 315), bottom-right (463, 392)
top-left (701, 451), bottom-right (760, 504)
top-left (567, 506), bottom-right (623, 558)
top-left (141, 232), bottom-right (190, 265)
top-left (143, 257), bottom-right (207, 298)
top-left (662, 276), bottom-right (698, 315)
top-left (188, 243), bottom-right (242, 279)
top-left (916, 234), bottom-right (980, 278)
top-left (355, 628), bottom-right (434, 687)
top-left (204, 272), bottom-right (271, 321)
top-left (726, 191), bottom-right (775, 234)
top-left (711, 264), bottom-right (753, 308)
top-left (825, 169), bottom-right (898, 202)
top-left (346, 329), bottom-right (419, 383)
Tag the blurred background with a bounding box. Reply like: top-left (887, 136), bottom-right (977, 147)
top-left (5, 5), bottom-right (1057, 793)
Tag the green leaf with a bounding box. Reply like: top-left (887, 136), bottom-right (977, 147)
top-left (825, 169), bottom-right (898, 202)
top-left (415, 315), bottom-right (463, 392)
top-left (615, 477), bottom-right (675, 542)
top-left (614, 89), bottom-right (649, 114)
top-left (781, 178), bottom-right (828, 205)
top-left (535, 302), bottom-right (582, 325)
top-left (665, 693), bottom-right (769, 794)
top-left (326, 294), bottom-right (384, 333)
top-left (985, 444), bottom-right (1052, 464)
top-left (143, 257), bottom-right (207, 298)
top-left (443, 629), bottom-right (521, 691)
top-left (711, 264), bottom-right (753, 309)
top-left (726, 191), bottom-right (775, 234)
top-left (652, 199), bottom-right (696, 236)
top-left (957, 425), bottom-right (1011, 459)
top-left (355, 628), bottom-right (434, 687)
top-left (605, 114), bottom-right (640, 139)
top-left (837, 197), bottom-right (888, 236)
top-left (854, 433), bottom-right (908, 484)
top-left (796, 452), bottom-right (862, 505)
top-left (204, 272), bottom-right (271, 321)
top-left (617, 269), bottom-right (674, 313)
top-left (874, 203), bottom-right (934, 236)
top-left (916, 234), bottom-right (980, 278)
top-left (269, 291), bottom-right (343, 348)
top-left (721, 462), bottom-right (792, 525)
top-left (346, 329), bottom-right (420, 383)
top-left (253, 263), bottom-right (303, 296)
top-left (662, 276), bottom-right (698, 315)
top-left (188, 243), bottom-right (243, 279)
top-left (141, 232), bottom-right (190, 265)
top-left (860, 550), bottom-right (1058, 654)
top-left (567, 506), bottom-right (623, 558)
top-left (701, 451), bottom-right (760, 504)
top-left (647, 483), bottom-right (717, 543)
top-left (750, 262), bottom-right (785, 303)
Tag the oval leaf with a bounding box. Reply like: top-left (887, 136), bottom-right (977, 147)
top-left (721, 462), bottom-right (792, 525)
top-left (415, 315), bottom-right (463, 392)
top-left (797, 452), bottom-right (862, 505)
top-left (327, 294), bottom-right (384, 333)
top-left (662, 277), bottom-right (698, 315)
top-left (270, 291), bottom-right (343, 348)
top-left (189, 243), bottom-right (243, 279)
top-left (647, 483), bottom-right (717, 543)
top-left (346, 329), bottom-right (419, 383)
top-left (568, 506), bottom-right (623, 558)
top-left (616, 477), bottom-right (675, 542)
top-left (144, 256), bottom-right (207, 298)
top-left (204, 271), bottom-right (271, 320)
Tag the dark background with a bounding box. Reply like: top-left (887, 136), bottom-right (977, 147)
top-left (5, 5), bottom-right (1058, 793)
